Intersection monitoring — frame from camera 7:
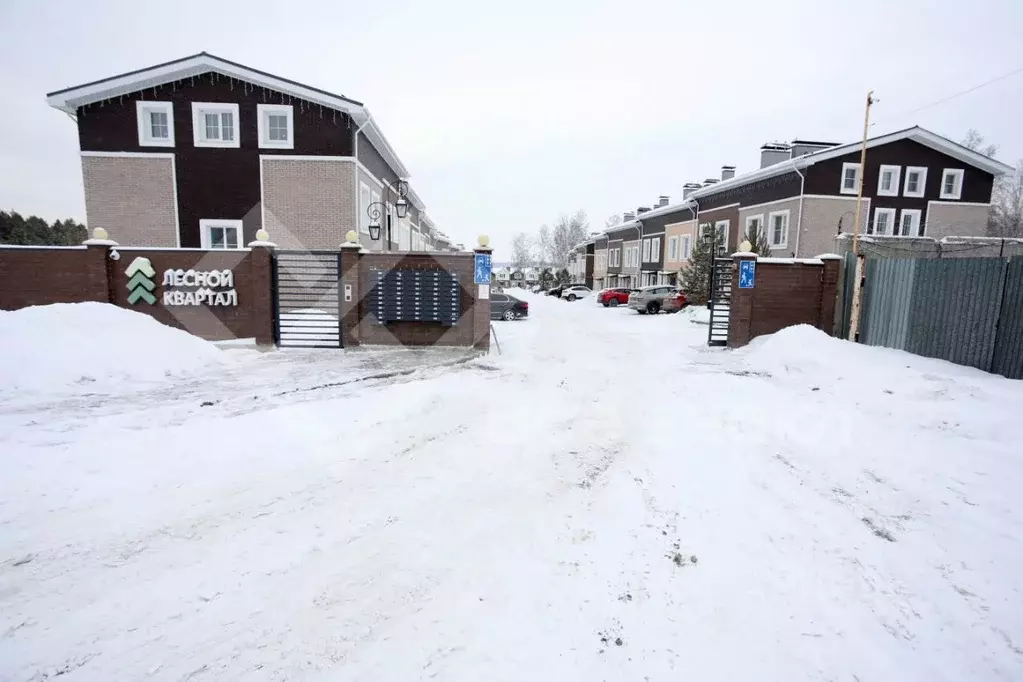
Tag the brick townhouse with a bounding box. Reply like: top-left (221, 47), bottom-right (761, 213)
top-left (47, 52), bottom-right (455, 252)
top-left (592, 126), bottom-right (1013, 284)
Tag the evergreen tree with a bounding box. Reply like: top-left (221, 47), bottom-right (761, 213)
top-left (680, 231), bottom-right (723, 305)
top-left (0, 211), bottom-right (87, 246)
top-left (746, 222), bottom-right (772, 257)
top-left (556, 268), bottom-right (570, 285)
top-left (539, 268), bottom-right (555, 288)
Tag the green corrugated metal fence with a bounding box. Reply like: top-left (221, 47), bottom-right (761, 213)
top-left (852, 256), bottom-right (1023, 379)
top-left (991, 257), bottom-right (1023, 379)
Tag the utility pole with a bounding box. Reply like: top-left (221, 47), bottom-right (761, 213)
top-left (847, 90), bottom-right (876, 342)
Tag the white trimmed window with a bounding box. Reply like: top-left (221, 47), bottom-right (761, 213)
top-left (257, 104), bottom-right (294, 149)
top-left (899, 209), bottom-right (923, 237)
top-left (136, 101), bottom-right (174, 147)
top-left (768, 210), bottom-right (790, 249)
top-left (642, 238), bottom-right (651, 262)
top-left (745, 214), bottom-right (764, 240)
top-left (840, 162), bottom-right (861, 194)
top-left (681, 235), bottom-right (692, 260)
top-left (870, 208), bottom-right (897, 235)
top-left (200, 219), bottom-right (243, 249)
top-left (651, 237), bottom-right (661, 261)
top-left (877, 165), bottom-right (901, 196)
top-left (192, 102), bottom-right (239, 148)
top-left (715, 220), bottom-right (730, 254)
top-left (940, 168), bottom-right (965, 200)
top-left (668, 236), bottom-right (678, 260)
top-left (359, 182), bottom-right (371, 234)
top-left (904, 166), bottom-right (927, 198)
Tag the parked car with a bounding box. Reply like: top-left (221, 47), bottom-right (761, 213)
top-left (561, 285), bottom-right (592, 301)
top-left (628, 285), bottom-right (682, 314)
top-left (546, 285), bottom-right (565, 298)
top-left (490, 292), bottom-right (529, 321)
top-left (661, 290), bottom-right (690, 313)
top-left (598, 288), bottom-right (635, 307)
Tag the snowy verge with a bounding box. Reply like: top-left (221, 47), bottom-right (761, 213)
top-left (743, 324), bottom-right (1001, 384)
top-left (0, 302), bottom-right (229, 395)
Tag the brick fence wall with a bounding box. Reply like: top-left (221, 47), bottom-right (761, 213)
top-left (728, 253), bottom-right (841, 348)
top-left (0, 245), bottom-right (110, 308)
top-left (340, 246), bottom-right (490, 350)
top-left (0, 241), bottom-right (274, 344)
top-left (1, 236), bottom-right (490, 351)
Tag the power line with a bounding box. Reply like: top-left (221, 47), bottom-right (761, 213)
top-left (876, 67), bottom-right (1023, 125)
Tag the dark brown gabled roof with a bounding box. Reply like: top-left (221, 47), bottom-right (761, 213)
top-left (46, 51), bottom-right (363, 106)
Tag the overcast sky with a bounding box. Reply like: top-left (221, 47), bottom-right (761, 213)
top-left (1, 0), bottom-right (1021, 255)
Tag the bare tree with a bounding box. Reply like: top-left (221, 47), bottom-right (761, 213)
top-left (990, 161), bottom-right (1023, 238)
top-left (958, 131), bottom-right (1021, 238)
top-left (961, 129), bottom-right (998, 158)
top-left (604, 213), bottom-right (622, 230)
top-left (535, 224), bottom-right (554, 267)
top-left (511, 232), bottom-right (534, 269)
top-left (549, 211), bottom-right (590, 268)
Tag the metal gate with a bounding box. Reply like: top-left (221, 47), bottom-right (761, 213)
top-left (272, 251), bottom-right (342, 348)
top-left (708, 257), bottom-right (733, 346)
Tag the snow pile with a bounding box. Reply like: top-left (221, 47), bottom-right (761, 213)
top-left (744, 324), bottom-right (991, 386)
top-left (680, 304), bottom-right (711, 324)
top-left (0, 302), bottom-right (228, 395)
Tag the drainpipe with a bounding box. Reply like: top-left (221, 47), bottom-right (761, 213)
top-left (792, 161), bottom-right (806, 258)
top-left (632, 222), bottom-right (643, 287)
top-left (352, 113), bottom-right (373, 248)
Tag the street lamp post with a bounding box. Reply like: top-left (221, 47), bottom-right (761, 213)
top-left (365, 179), bottom-right (411, 250)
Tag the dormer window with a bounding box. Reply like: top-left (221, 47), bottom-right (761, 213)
top-left (136, 101), bottom-right (174, 147)
top-left (192, 102), bottom-right (239, 148)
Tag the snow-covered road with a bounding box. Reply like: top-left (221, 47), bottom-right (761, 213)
top-left (3, 292), bottom-right (1023, 680)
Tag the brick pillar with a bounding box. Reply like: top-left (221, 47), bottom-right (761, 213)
top-left (247, 243), bottom-right (275, 346)
top-left (82, 235), bottom-right (118, 303)
top-left (339, 242), bottom-right (363, 347)
top-left (728, 253), bottom-right (757, 348)
top-left (818, 254), bottom-right (842, 336)
top-left (472, 246), bottom-right (492, 351)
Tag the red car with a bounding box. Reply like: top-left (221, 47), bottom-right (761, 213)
top-left (598, 288), bottom-right (635, 307)
top-left (662, 290), bottom-right (690, 313)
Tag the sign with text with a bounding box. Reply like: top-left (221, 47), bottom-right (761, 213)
top-left (125, 256), bottom-right (239, 307)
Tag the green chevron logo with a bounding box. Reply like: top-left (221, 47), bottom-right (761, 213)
top-left (125, 256), bottom-right (157, 305)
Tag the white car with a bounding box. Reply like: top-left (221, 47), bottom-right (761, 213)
top-left (561, 285), bottom-right (592, 301)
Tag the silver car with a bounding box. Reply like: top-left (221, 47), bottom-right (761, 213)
top-left (627, 285), bottom-right (680, 314)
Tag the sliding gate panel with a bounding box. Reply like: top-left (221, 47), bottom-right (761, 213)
top-left (273, 251), bottom-right (341, 348)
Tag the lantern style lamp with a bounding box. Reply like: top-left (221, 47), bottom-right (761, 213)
top-left (365, 201), bottom-right (385, 241)
top-left (394, 179), bottom-right (410, 219)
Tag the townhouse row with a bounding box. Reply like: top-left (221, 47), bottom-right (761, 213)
top-left (567, 126), bottom-right (1013, 290)
top-left (47, 52), bottom-right (463, 253)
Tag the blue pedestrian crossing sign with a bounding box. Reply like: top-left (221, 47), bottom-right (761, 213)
top-left (738, 260), bottom-right (756, 289)
top-left (474, 253), bottom-right (492, 284)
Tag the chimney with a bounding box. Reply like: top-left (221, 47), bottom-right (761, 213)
top-left (789, 139), bottom-right (839, 159)
top-left (760, 142), bottom-right (791, 169)
top-left (657, 195), bottom-right (670, 207)
top-left (623, 211), bottom-right (635, 221)
top-left (721, 165), bottom-right (736, 181)
top-left (682, 182), bottom-right (702, 199)
top-left (636, 206), bottom-right (651, 214)
top-left (703, 178), bottom-right (719, 186)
